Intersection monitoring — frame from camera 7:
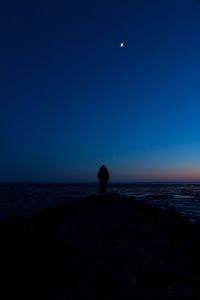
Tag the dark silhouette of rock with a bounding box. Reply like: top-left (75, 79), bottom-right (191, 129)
top-left (1, 194), bottom-right (200, 299)
top-left (97, 165), bottom-right (109, 194)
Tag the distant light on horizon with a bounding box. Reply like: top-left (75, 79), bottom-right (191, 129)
top-left (120, 42), bottom-right (124, 48)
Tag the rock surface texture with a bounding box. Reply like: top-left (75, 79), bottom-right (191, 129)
top-left (1, 194), bottom-right (200, 299)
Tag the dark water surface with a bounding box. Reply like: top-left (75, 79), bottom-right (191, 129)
top-left (1, 183), bottom-right (200, 222)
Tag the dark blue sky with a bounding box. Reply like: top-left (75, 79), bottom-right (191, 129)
top-left (1, 0), bottom-right (200, 182)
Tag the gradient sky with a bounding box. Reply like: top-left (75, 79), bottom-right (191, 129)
top-left (1, 0), bottom-right (200, 182)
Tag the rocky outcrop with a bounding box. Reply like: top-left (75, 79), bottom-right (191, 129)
top-left (1, 194), bottom-right (200, 299)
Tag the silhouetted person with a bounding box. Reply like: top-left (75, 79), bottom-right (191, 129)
top-left (97, 165), bottom-right (109, 194)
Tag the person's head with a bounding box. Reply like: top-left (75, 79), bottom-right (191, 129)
top-left (97, 165), bottom-right (109, 182)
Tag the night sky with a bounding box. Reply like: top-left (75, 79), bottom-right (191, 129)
top-left (1, 0), bottom-right (200, 182)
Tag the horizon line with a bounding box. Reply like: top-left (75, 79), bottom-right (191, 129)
top-left (1, 180), bottom-right (200, 185)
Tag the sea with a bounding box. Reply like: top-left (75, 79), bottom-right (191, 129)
top-left (1, 183), bottom-right (200, 223)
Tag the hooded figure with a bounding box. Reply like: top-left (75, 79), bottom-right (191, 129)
top-left (97, 165), bottom-right (109, 194)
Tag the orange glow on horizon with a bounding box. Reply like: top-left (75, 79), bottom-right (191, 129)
top-left (111, 167), bottom-right (200, 182)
